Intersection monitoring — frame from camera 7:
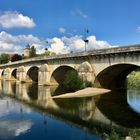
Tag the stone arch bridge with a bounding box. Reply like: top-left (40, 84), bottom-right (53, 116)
top-left (1, 45), bottom-right (140, 90)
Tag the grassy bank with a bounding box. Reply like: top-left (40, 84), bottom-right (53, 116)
top-left (101, 129), bottom-right (140, 140)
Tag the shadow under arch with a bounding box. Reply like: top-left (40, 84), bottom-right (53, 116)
top-left (50, 65), bottom-right (77, 85)
top-left (27, 83), bottom-right (38, 101)
top-left (96, 90), bottom-right (140, 128)
top-left (1, 70), bottom-right (4, 78)
top-left (95, 63), bottom-right (140, 89)
top-left (27, 66), bottom-right (39, 82)
top-left (11, 69), bottom-right (17, 79)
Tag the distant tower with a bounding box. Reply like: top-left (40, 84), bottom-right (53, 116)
top-left (23, 44), bottom-right (30, 58)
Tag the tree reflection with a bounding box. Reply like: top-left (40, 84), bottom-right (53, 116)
top-left (97, 90), bottom-right (140, 128)
top-left (27, 83), bottom-right (38, 101)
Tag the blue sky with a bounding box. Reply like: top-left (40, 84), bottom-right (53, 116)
top-left (0, 0), bottom-right (140, 54)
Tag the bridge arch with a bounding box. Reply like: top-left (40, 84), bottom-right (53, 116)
top-left (26, 66), bottom-right (39, 82)
top-left (50, 65), bottom-right (77, 85)
top-left (0, 70), bottom-right (4, 78)
top-left (11, 68), bottom-right (17, 80)
top-left (95, 63), bottom-right (140, 89)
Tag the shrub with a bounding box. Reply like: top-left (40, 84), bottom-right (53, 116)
top-left (103, 130), bottom-right (123, 140)
top-left (63, 71), bottom-right (84, 92)
top-left (84, 81), bottom-right (93, 87)
top-left (129, 129), bottom-right (140, 140)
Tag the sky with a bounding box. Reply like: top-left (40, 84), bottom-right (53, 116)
top-left (0, 0), bottom-right (140, 54)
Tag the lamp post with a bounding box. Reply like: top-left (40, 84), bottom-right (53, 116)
top-left (84, 29), bottom-right (89, 51)
top-left (84, 39), bottom-right (89, 51)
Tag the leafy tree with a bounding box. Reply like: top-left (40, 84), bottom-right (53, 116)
top-left (0, 53), bottom-right (9, 64)
top-left (127, 71), bottom-right (140, 88)
top-left (63, 71), bottom-right (84, 92)
top-left (38, 48), bottom-right (56, 57)
top-left (29, 46), bottom-right (36, 58)
top-left (11, 54), bottom-right (22, 62)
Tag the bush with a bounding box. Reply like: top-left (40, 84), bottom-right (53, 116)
top-left (0, 53), bottom-right (9, 64)
top-left (129, 129), bottom-right (140, 140)
top-left (84, 81), bottom-right (93, 87)
top-left (63, 71), bottom-right (84, 92)
top-left (103, 130), bottom-right (123, 140)
top-left (11, 54), bottom-right (22, 62)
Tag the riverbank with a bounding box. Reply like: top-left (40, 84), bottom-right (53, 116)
top-left (52, 87), bottom-right (111, 99)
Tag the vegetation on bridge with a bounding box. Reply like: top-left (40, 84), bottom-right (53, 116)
top-left (0, 47), bottom-right (56, 64)
top-left (0, 53), bottom-right (9, 64)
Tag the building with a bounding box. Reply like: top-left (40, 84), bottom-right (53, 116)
top-left (23, 44), bottom-right (31, 58)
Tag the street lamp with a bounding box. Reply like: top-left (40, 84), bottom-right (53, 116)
top-left (84, 39), bottom-right (89, 51)
top-left (84, 29), bottom-right (89, 51)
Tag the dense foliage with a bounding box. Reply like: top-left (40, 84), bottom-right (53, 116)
top-left (63, 71), bottom-right (84, 92)
top-left (11, 54), bottom-right (22, 62)
top-left (0, 53), bottom-right (9, 64)
top-left (29, 46), bottom-right (36, 58)
top-left (103, 130), bottom-right (123, 140)
top-left (101, 128), bottom-right (140, 140)
top-left (63, 71), bottom-right (92, 92)
top-left (129, 128), bottom-right (140, 140)
top-left (127, 71), bottom-right (140, 88)
top-left (38, 48), bottom-right (56, 57)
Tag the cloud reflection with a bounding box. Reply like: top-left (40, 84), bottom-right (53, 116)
top-left (0, 98), bottom-right (31, 118)
top-left (0, 120), bottom-right (32, 139)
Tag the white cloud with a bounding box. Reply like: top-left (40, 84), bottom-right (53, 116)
top-left (87, 36), bottom-right (114, 49)
top-left (71, 9), bottom-right (88, 19)
top-left (0, 31), bottom-right (42, 54)
top-left (48, 37), bottom-right (69, 54)
top-left (76, 9), bottom-right (88, 19)
top-left (0, 11), bottom-right (35, 29)
top-left (58, 27), bottom-right (66, 34)
top-left (47, 35), bottom-right (115, 54)
top-left (137, 26), bottom-right (140, 32)
top-left (0, 31), bottom-right (115, 55)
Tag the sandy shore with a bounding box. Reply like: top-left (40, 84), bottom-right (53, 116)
top-left (51, 87), bottom-right (111, 99)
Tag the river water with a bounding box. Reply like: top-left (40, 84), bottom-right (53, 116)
top-left (0, 80), bottom-right (140, 140)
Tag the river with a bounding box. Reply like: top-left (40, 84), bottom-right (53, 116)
top-left (0, 80), bottom-right (139, 140)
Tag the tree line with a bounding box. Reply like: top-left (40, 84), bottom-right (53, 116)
top-left (0, 46), bottom-right (56, 64)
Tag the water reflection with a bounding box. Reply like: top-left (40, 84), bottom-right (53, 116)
top-left (0, 96), bottom-right (33, 139)
top-left (0, 80), bottom-right (140, 138)
top-left (0, 120), bottom-right (32, 139)
top-left (127, 89), bottom-right (140, 114)
top-left (97, 90), bottom-right (140, 128)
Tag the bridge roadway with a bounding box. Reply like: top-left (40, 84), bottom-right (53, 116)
top-left (0, 44), bottom-right (140, 89)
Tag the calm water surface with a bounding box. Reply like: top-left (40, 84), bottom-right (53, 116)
top-left (0, 80), bottom-right (140, 140)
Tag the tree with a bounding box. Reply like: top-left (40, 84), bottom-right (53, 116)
top-left (10, 54), bottom-right (22, 62)
top-left (38, 48), bottom-right (56, 57)
top-left (29, 46), bottom-right (36, 58)
top-left (63, 71), bottom-right (84, 92)
top-left (0, 53), bottom-right (9, 64)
